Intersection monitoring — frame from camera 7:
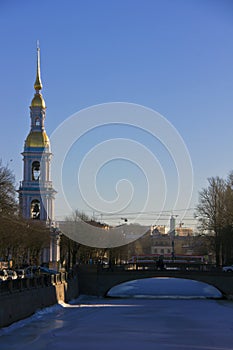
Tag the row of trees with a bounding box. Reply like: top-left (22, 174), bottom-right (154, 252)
top-left (196, 173), bottom-right (233, 266)
top-left (0, 160), bottom-right (50, 267)
top-left (0, 215), bottom-right (50, 267)
top-left (60, 210), bottom-right (109, 269)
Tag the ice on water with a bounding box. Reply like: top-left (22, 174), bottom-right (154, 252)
top-left (1, 278), bottom-right (231, 350)
top-left (107, 277), bottom-right (222, 299)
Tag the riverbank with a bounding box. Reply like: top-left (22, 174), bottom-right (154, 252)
top-left (0, 273), bottom-right (79, 328)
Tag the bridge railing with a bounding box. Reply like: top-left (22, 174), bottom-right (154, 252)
top-left (0, 271), bottom-right (70, 295)
top-left (100, 262), bottom-right (217, 272)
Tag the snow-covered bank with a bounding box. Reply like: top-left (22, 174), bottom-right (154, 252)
top-left (0, 275), bottom-right (79, 328)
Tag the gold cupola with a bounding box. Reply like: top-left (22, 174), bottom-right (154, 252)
top-left (25, 130), bottom-right (50, 148)
top-left (31, 93), bottom-right (46, 108)
top-left (31, 44), bottom-right (46, 109)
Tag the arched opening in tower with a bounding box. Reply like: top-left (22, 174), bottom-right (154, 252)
top-left (32, 161), bottom-right (40, 181)
top-left (31, 199), bottom-right (40, 219)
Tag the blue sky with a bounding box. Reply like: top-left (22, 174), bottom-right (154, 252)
top-left (0, 0), bottom-right (233, 228)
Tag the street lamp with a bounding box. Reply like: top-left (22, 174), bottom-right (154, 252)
top-left (171, 240), bottom-right (175, 260)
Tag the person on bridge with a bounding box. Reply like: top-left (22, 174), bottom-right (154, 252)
top-left (156, 256), bottom-right (165, 270)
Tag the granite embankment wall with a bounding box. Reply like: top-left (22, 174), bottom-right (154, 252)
top-left (0, 273), bottom-right (79, 328)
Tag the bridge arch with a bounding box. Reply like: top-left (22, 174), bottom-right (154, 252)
top-left (76, 265), bottom-right (233, 299)
top-left (105, 276), bottom-right (223, 299)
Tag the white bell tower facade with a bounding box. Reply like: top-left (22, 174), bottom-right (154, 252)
top-left (18, 45), bottom-right (59, 269)
top-left (18, 46), bottom-right (56, 222)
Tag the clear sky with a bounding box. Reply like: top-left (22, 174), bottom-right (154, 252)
top-left (0, 0), bottom-right (233, 229)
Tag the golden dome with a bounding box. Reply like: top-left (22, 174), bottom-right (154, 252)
top-left (25, 131), bottom-right (50, 148)
top-left (31, 93), bottom-right (46, 108)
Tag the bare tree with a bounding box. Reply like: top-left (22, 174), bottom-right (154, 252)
top-left (60, 210), bottom-right (90, 269)
top-left (67, 209), bottom-right (90, 222)
top-left (196, 176), bottom-right (226, 266)
top-left (61, 209), bottom-right (109, 268)
top-left (0, 160), bottom-right (17, 214)
top-left (220, 172), bottom-right (233, 264)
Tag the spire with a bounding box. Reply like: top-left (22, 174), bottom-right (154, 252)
top-left (34, 41), bottom-right (43, 91)
top-left (31, 41), bottom-right (46, 108)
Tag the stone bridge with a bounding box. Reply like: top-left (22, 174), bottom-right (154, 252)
top-left (77, 265), bottom-right (233, 299)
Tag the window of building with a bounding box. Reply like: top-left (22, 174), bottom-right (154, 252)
top-left (35, 119), bottom-right (40, 126)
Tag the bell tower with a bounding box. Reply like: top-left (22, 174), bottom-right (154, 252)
top-left (18, 45), bottom-right (56, 223)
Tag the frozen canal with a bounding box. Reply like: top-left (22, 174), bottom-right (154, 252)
top-left (0, 278), bottom-right (233, 350)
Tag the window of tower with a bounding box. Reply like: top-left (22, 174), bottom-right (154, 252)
top-left (35, 118), bottom-right (40, 126)
top-left (32, 161), bottom-right (40, 181)
top-left (31, 199), bottom-right (40, 220)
